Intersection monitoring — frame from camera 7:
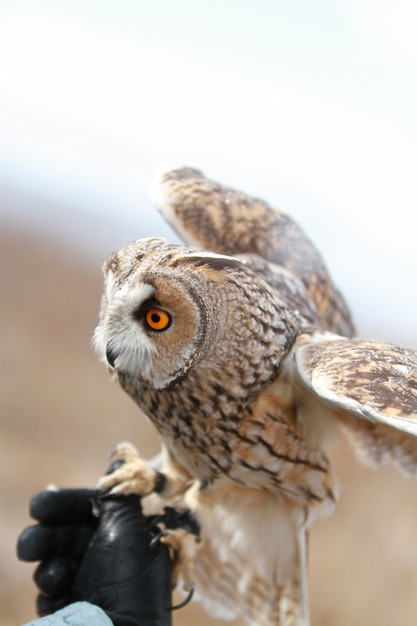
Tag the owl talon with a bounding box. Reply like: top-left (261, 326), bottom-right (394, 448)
top-left (107, 441), bottom-right (140, 466)
top-left (97, 441), bottom-right (157, 497)
top-left (160, 527), bottom-right (199, 592)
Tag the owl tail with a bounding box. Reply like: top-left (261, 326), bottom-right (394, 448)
top-left (191, 489), bottom-right (311, 626)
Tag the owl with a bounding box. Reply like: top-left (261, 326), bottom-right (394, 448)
top-left (94, 166), bottom-right (417, 626)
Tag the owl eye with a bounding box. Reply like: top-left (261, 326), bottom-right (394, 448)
top-left (145, 307), bottom-right (171, 331)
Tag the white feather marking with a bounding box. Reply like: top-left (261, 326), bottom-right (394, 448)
top-left (182, 250), bottom-right (245, 264)
top-left (93, 283), bottom-right (157, 373)
top-left (105, 268), bottom-right (115, 302)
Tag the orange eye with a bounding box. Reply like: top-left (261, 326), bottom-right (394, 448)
top-left (145, 308), bottom-right (171, 331)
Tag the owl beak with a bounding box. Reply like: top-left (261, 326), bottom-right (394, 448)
top-left (105, 345), bottom-right (118, 368)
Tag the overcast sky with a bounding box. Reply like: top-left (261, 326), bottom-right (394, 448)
top-left (1, 1), bottom-right (416, 347)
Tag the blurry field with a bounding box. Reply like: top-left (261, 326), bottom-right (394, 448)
top-left (1, 220), bottom-right (417, 626)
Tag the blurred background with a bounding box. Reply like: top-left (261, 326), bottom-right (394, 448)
top-left (1, 1), bottom-right (417, 625)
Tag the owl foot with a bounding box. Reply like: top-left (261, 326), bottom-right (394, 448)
top-left (147, 506), bottom-right (200, 594)
top-left (97, 441), bottom-right (159, 496)
top-left (161, 527), bottom-right (199, 592)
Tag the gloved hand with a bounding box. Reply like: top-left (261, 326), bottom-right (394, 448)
top-left (17, 488), bottom-right (172, 626)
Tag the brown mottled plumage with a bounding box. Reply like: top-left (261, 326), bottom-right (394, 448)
top-left (94, 167), bottom-right (417, 626)
top-left (150, 166), bottom-right (354, 337)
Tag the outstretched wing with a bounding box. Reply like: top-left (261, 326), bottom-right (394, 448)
top-left (149, 164), bottom-right (354, 337)
top-left (292, 334), bottom-right (417, 474)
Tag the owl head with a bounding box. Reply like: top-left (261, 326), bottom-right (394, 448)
top-left (94, 237), bottom-right (299, 392)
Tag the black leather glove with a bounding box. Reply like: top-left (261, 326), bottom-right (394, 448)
top-left (17, 488), bottom-right (172, 626)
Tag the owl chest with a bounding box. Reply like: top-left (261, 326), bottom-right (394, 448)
top-left (136, 386), bottom-right (241, 482)
top-left (120, 373), bottom-right (334, 507)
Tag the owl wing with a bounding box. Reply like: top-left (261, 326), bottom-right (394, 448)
top-left (149, 164), bottom-right (355, 337)
top-left (291, 333), bottom-right (417, 474)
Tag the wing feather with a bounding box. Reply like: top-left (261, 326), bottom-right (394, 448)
top-left (149, 165), bottom-right (355, 337)
top-left (295, 336), bottom-right (417, 435)
top-left (292, 335), bottom-right (417, 474)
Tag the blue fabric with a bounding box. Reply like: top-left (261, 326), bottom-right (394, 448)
top-left (22, 602), bottom-right (114, 626)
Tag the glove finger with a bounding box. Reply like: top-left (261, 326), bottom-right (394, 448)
top-left (17, 524), bottom-right (95, 562)
top-left (34, 556), bottom-right (78, 597)
top-left (30, 488), bottom-right (98, 525)
top-left (36, 592), bottom-right (71, 617)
